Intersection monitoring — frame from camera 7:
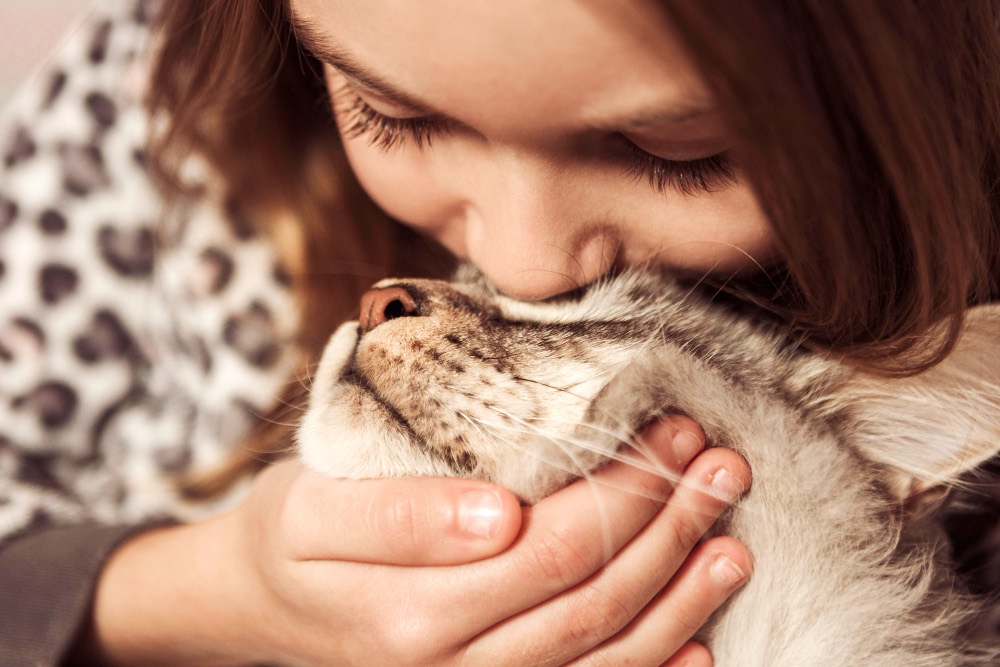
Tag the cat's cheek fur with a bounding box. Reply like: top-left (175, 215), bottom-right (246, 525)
top-left (298, 323), bottom-right (455, 479)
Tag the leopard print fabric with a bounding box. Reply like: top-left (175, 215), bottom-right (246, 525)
top-left (0, 0), bottom-right (301, 542)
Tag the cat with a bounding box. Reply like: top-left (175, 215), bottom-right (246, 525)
top-left (298, 265), bottom-right (1000, 666)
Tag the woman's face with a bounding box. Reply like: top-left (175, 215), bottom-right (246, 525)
top-left (291, 0), bottom-right (774, 300)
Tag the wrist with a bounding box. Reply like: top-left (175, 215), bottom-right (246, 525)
top-left (82, 514), bottom-right (261, 665)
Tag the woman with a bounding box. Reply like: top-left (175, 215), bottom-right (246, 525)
top-left (1, 0), bottom-right (997, 664)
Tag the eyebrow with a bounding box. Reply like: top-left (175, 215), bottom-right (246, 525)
top-left (289, 12), bottom-right (439, 114)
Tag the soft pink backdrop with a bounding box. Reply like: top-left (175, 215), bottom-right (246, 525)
top-left (0, 0), bottom-right (94, 107)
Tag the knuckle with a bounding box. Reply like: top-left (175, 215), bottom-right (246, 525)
top-left (669, 604), bottom-right (707, 640)
top-left (528, 527), bottom-right (598, 588)
top-left (636, 462), bottom-right (679, 499)
top-left (667, 509), bottom-right (707, 554)
top-left (379, 610), bottom-right (448, 665)
top-left (565, 585), bottom-right (636, 647)
top-left (374, 494), bottom-right (423, 555)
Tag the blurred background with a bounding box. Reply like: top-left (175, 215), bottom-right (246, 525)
top-left (0, 0), bottom-right (94, 106)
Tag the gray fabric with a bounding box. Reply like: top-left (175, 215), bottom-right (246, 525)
top-left (0, 523), bottom-right (157, 666)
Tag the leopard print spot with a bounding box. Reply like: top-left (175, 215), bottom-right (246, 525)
top-left (88, 19), bottom-right (113, 63)
top-left (98, 225), bottom-right (154, 277)
top-left (16, 454), bottom-right (66, 493)
top-left (85, 92), bottom-right (117, 129)
top-left (273, 262), bottom-right (291, 288)
top-left (39, 209), bottom-right (67, 234)
top-left (223, 301), bottom-right (279, 368)
top-left (0, 317), bottom-right (45, 361)
top-left (4, 127), bottom-right (36, 168)
top-left (154, 445), bottom-right (192, 473)
top-left (134, 0), bottom-right (156, 24)
top-left (0, 196), bottom-right (15, 232)
top-left (42, 70), bottom-right (67, 109)
top-left (14, 381), bottom-right (78, 429)
top-left (0, 318), bottom-right (45, 362)
top-left (62, 143), bottom-right (111, 196)
top-left (224, 196), bottom-right (257, 240)
top-left (0, 259), bottom-right (5, 282)
top-left (14, 318), bottom-right (45, 343)
top-left (4, 127), bottom-right (38, 167)
top-left (192, 336), bottom-right (213, 374)
top-left (73, 310), bottom-right (134, 363)
top-left (39, 264), bottom-right (79, 304)
top-left (198, 247), bottom-right (234, 294)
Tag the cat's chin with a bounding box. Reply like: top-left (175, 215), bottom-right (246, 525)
top-left (297, 322), bottom-right (456, 480)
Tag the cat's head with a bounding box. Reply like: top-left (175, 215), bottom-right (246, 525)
top-left (298, 266), bottom-right (1000, 505)
top-left (297, 267), bottom-right (688, 501)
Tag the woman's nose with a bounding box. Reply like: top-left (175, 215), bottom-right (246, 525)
top-left (459, 167), bottom-right (618, 300)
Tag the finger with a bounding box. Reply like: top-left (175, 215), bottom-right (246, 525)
top-left (463, 447), bottom-right (750, 667)
top-left (267, 460), bottom-right (523, 565)
top-left (660, 641), bottom-right (713, 667)
top-left (569, 538), bottom-right (749, 667)
top-left (446, 416), bottom-right (705, 624)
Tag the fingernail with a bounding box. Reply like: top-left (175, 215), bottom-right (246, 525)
top-left (711, 467), bottom-right (744, 502)
top-left (458, 489), bottom-right (503, 539)
top-left (672, 429), bottom-right (703, 466)
top-left (711, 554), bottom-right (747, 587)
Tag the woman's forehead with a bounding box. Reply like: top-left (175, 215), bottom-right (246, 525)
top-left (289, 0), bottom-right (713, 136)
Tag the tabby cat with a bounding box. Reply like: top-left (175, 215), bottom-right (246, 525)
top-left (299, 266), bottom-right (1000, 666)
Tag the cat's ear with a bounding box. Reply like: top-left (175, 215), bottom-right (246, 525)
top-left (835, 304), bottom-right (1000, 502)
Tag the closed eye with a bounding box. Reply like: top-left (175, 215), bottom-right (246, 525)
top-left (334, 84), bottom-right (452, 150)
top-left (617, 138), bottom-right (738, 195)
top-left (332, 84), bottom-right (739, 196)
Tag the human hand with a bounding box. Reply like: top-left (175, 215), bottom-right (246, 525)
top-left (83, 415), bottom-right (750, 666)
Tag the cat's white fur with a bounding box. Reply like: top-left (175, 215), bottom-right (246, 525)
top-left (298, 267), bottom-right (1000, 665)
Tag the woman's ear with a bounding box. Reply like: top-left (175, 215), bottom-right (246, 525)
top-left (829, 305), bottom-right (1000, 501)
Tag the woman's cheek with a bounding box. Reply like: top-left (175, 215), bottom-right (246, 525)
top-left (644, 185), bottom-right (777, 274)
top-left (341, 137), bottom-right (468, 254)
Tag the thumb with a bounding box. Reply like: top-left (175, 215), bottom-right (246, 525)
top-left (268, 460), bottom-right (523, 565)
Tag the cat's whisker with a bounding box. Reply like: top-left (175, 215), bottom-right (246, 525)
top-left (460, 414), bottom-right (641, 556)
top-left (509, 376), bottom-right (596, 402)
top-left (458, 413), bottom-right (603, 489)
top-left (477, 406), bottom-right (684, 494)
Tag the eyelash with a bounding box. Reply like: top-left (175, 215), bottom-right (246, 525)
top-left (336, 88), bottom-right (737, 195)
top-left (619, 141), bottom-right (737, 196)
top-left (339, 91), bottom-right (445, 151)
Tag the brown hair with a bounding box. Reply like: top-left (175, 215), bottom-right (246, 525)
top-left (149, 1), bottom-right (451, 493)
top-left (149, 2), bottom-right (448, 354)
top-left (148, 1), bottom-right (1000, 491)
top-left (660, 0), bottom-right (1000, 371)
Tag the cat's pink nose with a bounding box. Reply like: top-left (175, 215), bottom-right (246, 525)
top-left (359, 285), bottom-right (418, 333)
